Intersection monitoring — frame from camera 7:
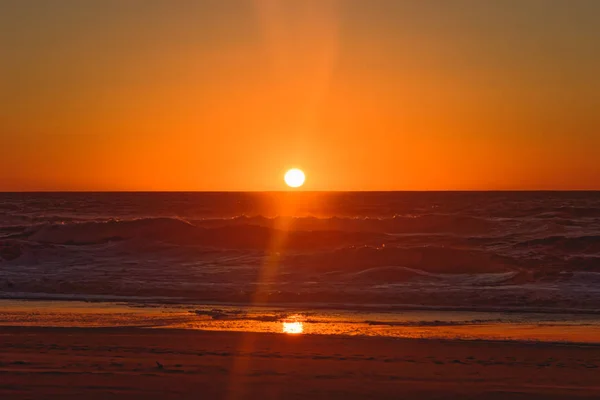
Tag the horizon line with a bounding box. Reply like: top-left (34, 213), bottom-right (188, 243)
top-left (1, 189), bottom-right (599, 194)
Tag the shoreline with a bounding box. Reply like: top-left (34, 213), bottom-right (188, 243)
top-left (2, 293), bottom-right (600, 315)
top-left (2, 299), bottom-right (600, 345)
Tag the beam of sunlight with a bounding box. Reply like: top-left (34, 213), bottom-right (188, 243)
top-left (227, 7), bottom-right (341, 395)
top-left (252, 0), bottom-right (341, 137)
top-left (227, 193), bottom-right (314, 399)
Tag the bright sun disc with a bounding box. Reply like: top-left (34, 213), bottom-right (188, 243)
top-left (284, 168), bottom-right (305, 188)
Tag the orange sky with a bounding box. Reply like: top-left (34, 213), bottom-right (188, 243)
top-left (1, 1), bottom-right (599, 191)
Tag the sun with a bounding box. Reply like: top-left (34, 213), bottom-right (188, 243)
top-left (284, 168), bottom-right (305, 188)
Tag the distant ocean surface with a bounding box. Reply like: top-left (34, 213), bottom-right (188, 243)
top-left (1, 192), bottom-right (599, 312)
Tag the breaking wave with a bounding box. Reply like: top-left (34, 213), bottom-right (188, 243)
top-left (515, 235), bottom-right (600, 254)
top-left (19, 218), bottom-right (386, 250)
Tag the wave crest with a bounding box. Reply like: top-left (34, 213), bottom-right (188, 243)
top-left (288, 245), bottom-right (516, 274)
top-left (515, 235), bottom-right (600, 254)
top-left (24, 218), bottom-right (385, 250)
top-left (27, 218), bottom-right (196, 245)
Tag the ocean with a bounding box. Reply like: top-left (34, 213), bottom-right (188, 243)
top-left (1, 191), bottom-right (600, 309)
top-left (1, 192), bottom-right (600, 341)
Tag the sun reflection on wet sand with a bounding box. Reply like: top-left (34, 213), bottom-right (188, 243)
top-left (282, 315), bottom-right (304, 334)
top-left (282, 321), bottom-right (304, 334)
top-left (6, 301), bottom-right (600, 344)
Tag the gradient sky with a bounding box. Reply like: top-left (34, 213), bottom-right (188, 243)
top-left (1, 0), bottom-right (599, 191)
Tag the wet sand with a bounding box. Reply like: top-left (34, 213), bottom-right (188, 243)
top-left (1, 327), bottom-right (599, 399)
